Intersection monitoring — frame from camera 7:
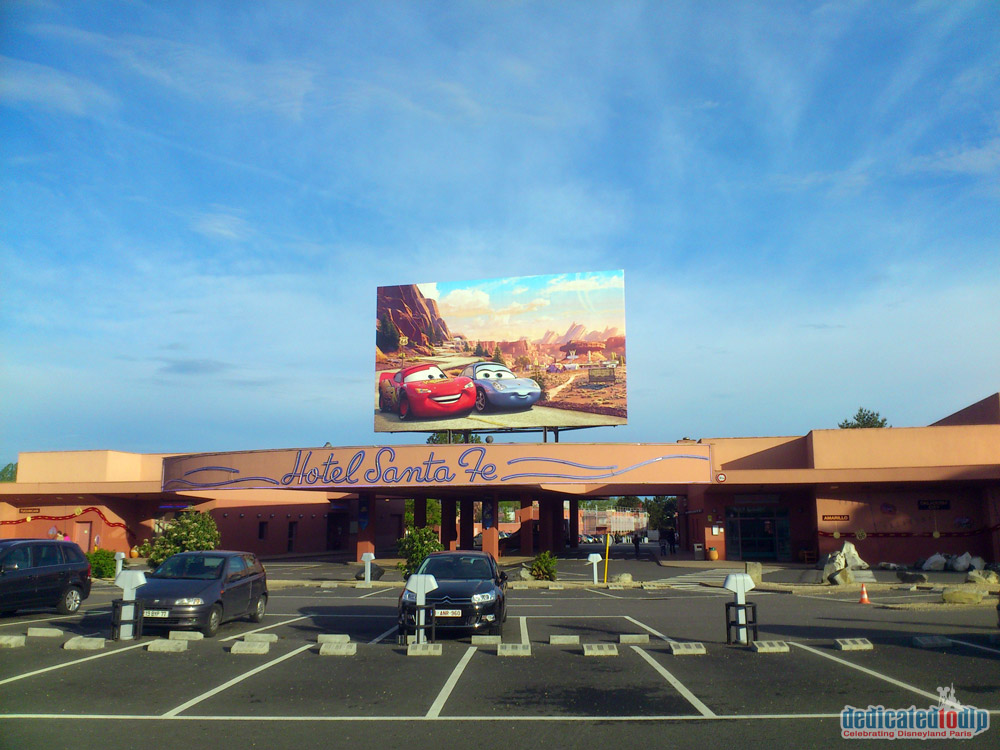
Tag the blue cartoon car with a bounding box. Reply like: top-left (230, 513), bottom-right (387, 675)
top-left (460, 361), bottom-right (542, 413)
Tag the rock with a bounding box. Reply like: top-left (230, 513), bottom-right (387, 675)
top-left (518, 567), bottom-right (533, 581)
top-left (822, 563), bottom-right (842, 582)
top-left (354, 563), bottom-right (385, 581)
top-left (896, 570), bottom-right (929, 584)
top-left (841, 541), bottom-right (869, 570)
top-left (611, 572), bottom-right (633, 584)
top-left (817, 551), bottom-right (847, 571)
top-left (948, 552), bottom-right (972, 573)
top-left (969, 556), bottom-right (986, 571)
top-left (744, 562), bottom-right (763, 585)
top-left (941, 587), bottom-right (985, 604)
top-left (878, 562), bottom-right (904, 570)
top-left (828, 568), bottom-right (854, 586)
top-left (922, 553), bottom-right (947, 571)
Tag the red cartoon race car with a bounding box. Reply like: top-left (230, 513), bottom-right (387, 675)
top-left (378, 364), bottom-right (476, 420)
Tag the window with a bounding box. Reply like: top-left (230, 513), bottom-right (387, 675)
top-left (4, 546), bottom-right (31, 570)
top-left (227, 555), bottom-right (248, 579)
top-left (258, 521), bottom-right (268, 541)
top-left (34, 544), bottom-right (63, 567)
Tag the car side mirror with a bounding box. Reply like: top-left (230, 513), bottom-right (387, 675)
top-left (499, 571), bottom-right (508, 583)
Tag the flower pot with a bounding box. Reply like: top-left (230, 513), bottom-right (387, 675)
top-left (707, 548), bottom-right (719, 561)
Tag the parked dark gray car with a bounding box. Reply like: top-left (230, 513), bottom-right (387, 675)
top-left (0, 538), bottom-right (92, 616)
top-left (137, 550), bottom-right (267, 637)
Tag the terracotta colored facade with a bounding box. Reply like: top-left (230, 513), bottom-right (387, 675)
top-left (2, 394), bottom-right (998, 565)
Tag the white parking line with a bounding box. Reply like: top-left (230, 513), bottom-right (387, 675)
top-left (586, 588), bottom-right (625, 599)
top-left (425, 646), bottom-right (477, 718)
top-left (369, 625), bottom-right (398, 645)
top-left (0, 610), bottom-right (110, 628)
top-left (623, 615), bottom-right (670, 641)
top-left (0, 641), bottom-right (148, 686)
top-left (519, 616), bottom-right (529, 645)
top-left (789, 642), bottom-right (940, 701)
top-left (220, 615), bottom-right (311, 642)
top-left (632, 646), bottom-right (716, 718)
top-left (949, 638), bottom-right (1000, 656)
top-left (162, 644), bottom-right (314, 717)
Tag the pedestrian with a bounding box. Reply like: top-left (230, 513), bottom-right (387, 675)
top-left (633, 533), bottom-right (640, 559)
top-left (669, 529), bottom-right (677, 554)
top-left (659, 534), bottom-right (667, 556)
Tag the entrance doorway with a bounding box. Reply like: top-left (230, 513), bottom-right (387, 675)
top-left (326, 513), bottom-right (348, 551)
top-left (725, 506), bottom-right (790, 561)
top-left (74, 521), bottom-right (93, 553)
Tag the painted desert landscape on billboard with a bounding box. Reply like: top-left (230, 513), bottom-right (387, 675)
top-left (375, 271), bottom-right (627, 433)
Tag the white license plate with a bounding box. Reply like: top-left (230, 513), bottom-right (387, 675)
top-left (434, 609), bottom-right (461, 618)
top-left (143, 610), bottom-right (169, 618)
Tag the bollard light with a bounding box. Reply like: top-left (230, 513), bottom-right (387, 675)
top-left (404, 574), bottom-right (438, 644)
top-left (114, 569), bottom-right (147, 641)
top-left (587, 553), bottom-right (603, 585)
top-left (361, 552), bottom-right (376, 586)
top-left (723, 573), bottom-right (755, 644)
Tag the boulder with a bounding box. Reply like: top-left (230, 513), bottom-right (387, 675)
top-left (878, 562), bottom-right (904, 570)
top-left (896, 570), bottom-right (929, 584)
top-left (841, 541), bottom-right (869, 570)
top-left (941, 587), bottom-right (985, 604)
top-left (612, 572), bottom-right (633, 584)
top-left (922, 553), bottom-right (947, 571)
top-left (354, 563), bottom-right (385, 581)
top-left (948, 552), bottom-right (972, 573)
top-left (817, 550), bottom-right (847, 571)
top-left (519, 567), bottom-right (533, 581)
top-left (828, 568), bottom-right (854, 586)
top-left (969, 557), bottom-right (986, 571)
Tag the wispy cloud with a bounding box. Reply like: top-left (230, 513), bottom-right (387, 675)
top-left (0, 55), bottom-right (117, 116)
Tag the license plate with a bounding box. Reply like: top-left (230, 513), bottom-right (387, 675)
top-left (434, 609), bottom-right (461, 618)
top-left (143, 610), bottom-right (169, 618)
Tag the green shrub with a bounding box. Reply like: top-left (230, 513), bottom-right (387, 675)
top-left (396, 526), bottom-right (444, 577)
top-left (86, 548), bottom-right (117, 578)
top-left (530, 550), bottom-right (557, 581)
top-left (140, 511), bottom-right (221, 568)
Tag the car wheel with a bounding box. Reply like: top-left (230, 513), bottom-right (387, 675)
top-left (202, 604), bottom-right (222, 637)
top-left (56, 586), bottom-right (82, 615)
top-left (475, 388), bottom-right (489, 413)
top-left (249, 594), bottom-right (267, 623)
top-left (398, 396), bottom-right (410, 420)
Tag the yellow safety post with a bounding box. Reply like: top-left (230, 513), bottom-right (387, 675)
top-left (603, 533), bottom-right (611, 583)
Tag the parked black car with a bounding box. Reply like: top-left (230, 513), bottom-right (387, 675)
top-left (398, 550), bottom-right (507, 637)
top-left (137, 551), bottom-right (267, 637)
top-left (0, 538), bottom-right (92, 616)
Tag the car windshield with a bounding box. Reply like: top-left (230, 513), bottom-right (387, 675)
top-left (477, 365), bottom-right (515, 379)
top-left (418, 556), bottom-right (493, 581)
top-left (151, 555), bottom-right (225, 580)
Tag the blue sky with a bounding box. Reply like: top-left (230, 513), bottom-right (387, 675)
top-left (2, 1), bottom-right (998, 463)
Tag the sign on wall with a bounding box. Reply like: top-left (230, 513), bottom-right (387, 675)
top-left (375, 271), bottom-right (626, 432)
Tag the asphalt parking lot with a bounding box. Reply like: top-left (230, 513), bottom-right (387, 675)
top-left (1, 557), bottom-right (998, 749)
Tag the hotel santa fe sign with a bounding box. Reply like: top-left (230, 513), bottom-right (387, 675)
top-left (162, 443), bottom-right (712, 493)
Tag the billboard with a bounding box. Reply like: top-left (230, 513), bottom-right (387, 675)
top-left (375, 271), bottom-right (626, 432)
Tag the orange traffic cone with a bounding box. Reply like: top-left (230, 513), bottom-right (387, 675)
top-left (859, 583), bottom-right (871, 604)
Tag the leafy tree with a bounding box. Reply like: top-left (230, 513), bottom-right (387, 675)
top-left (645, 496), bottom-right (678, 530)
top-left (426, 431), bottom-right (483, 444)
top-left (492, 345), bottom-right (506, 365)
top-left (530, 551), bottom-right (558, 581)
top-left (0, 462), bottom-right (16, 482)
top-left (396, 526), bottom-right (444, 576)
top-left (839, 408), bottom-right (889, 429)
top-left (614, 495), bottom-right (643, 510)
top-left (138, 511), bottom-right (221, 568)
top-left (515, 355), bottom-right (532, 371)
top-left (404, 498), bottom-right (443, 530)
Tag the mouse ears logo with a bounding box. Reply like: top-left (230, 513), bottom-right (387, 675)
top-left (841, 686), bottom-right (989, 740)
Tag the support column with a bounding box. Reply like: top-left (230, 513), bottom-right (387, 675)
top-left (459, 497), bottom-right (475, 550)
top-left (552, 500), bottom-right (565, 550)
top-left (414, 497), bottom-right (427, 529)
top-left (519, 497), bottom-right (534, 556)
top-left (539, 499), bottom-right (554, 553)
top-left (569, 498), bottom-right (579, 549)
top-left (482, 494), bottom-right (500, 560)
top-left (355, 492), bottom-right (376, 562)
top-left (441, 499), bottom-right (458, 550)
